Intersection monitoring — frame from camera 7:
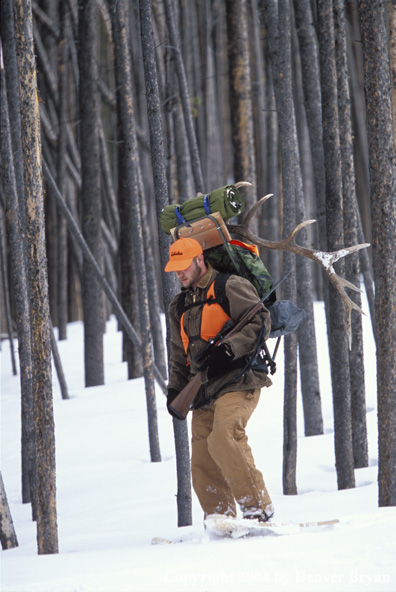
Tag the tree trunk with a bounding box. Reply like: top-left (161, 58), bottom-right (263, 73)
top-left (109, 0), bottom-right (161, 463)
top-left (0, 33), bottom-right (35, 507)
top-left (118, 121), bottom-right (144, 379)
top-left (56, 0), bottom-right (69, 341)
top-left (78, 0), bottom-right (104, 387)
top-left (292, 17), bottom-right (323, 437)
top-left (14, 0), bottom-right (59, 553)
top-left (389, 2), bottom-right (396, 147)
top-left (358, 0), bottom-right (396, 507)
top-left (139, 0), bottom-right (192, 526)
top-left (0, 472), bottom-right (18, 550)
top-left (1, 0), bottom-right (26, 223)
top-left (317, 0), bottom-right (355, 490)
top-left (262, 0), bottom-right (299, 495)
top-left (225, 0), bottom-right (257, 229)
top-left (334, 0), bottom-right (368, 469)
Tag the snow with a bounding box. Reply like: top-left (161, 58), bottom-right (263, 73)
top-left (1, 294), bottom-right (396, 592)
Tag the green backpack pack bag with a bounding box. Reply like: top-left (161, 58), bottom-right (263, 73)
top-left (205, 239), bottom-right (275, 308)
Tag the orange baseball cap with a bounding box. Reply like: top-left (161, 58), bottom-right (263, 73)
top-left (164, 238), bottom-right (203, 272)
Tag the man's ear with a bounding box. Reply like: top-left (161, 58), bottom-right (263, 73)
top-left (197, 253), bottom-right (205, 266)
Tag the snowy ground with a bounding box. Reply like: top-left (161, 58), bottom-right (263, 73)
top-left (1, 297), bottom-right (396, 592)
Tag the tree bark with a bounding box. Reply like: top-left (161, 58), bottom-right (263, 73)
top-left (317, 0), bottom-right (355, 490)
top-left (109, 0), bottom-right (161, 463)
top-left (225, 0), bottom-right (257, 228)
top-left (389, 2), bottom-right (396, 147)
top-left (0, 472), bottom-right (18, 550)
top-left (261, 0), bottom-right (299, 495)
top-left (0, 37), bottom-right (35, 507)
top-left (14, 0), bottom-right (59, 553)
top-left (56, 0), bottom-right (69, 341)
top-left (334, 0), bottom-right (368, 469)
top-left (78, 0), bottom-right (104, 387)
top-left (292, 15), bottom-right (323, 438)
top-left (139, 0), bottom-right (192, 526)
top-left (358, 0), bottom-right (396, 506)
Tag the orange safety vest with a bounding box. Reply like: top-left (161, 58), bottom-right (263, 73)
top-left (179, 278), bottom-right (231, 356)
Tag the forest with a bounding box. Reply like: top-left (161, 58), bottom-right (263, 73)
top-left (0, 0), bottom-right (395, 556)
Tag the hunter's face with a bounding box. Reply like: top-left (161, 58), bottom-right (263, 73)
top-left (175, 256), bottom-right (206, 288)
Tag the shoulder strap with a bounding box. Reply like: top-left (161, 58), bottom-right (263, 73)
top-left (213, 272), bottom-right (231, 317)
top-left (176, 292), bottom-right (187, 320)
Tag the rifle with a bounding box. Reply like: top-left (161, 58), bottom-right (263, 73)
top-left (169, 269), bottom-right (291, 420)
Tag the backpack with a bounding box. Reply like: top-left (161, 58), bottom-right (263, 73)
top-left (205, 239), bottom-right (276, 308)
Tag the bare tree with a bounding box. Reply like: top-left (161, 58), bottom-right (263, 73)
top-left (56, 0), bottom-right (69, 341)
top-left (225, 0), bottom-right (257, 227)
top-left (108, 0), bottom-right (161, 462)
top-left (260, 0), bottom-right (299, 495)
top-left (0, 472), bottom-right (18, 550)
top-left (334, 0), bottom-right (368, 469)
top-left (317, 0), bottom-right (355, 491)
top-left (389, 2), bottom-right (396, 147)
top-left (0, 6), bottom-right (35, 508)
top-left (78, 0), bottom-right (104, 387)
top-left (358, 0), bottom-right (396, 507)
top-left (14, 0), bottom-right (58, 554)
top-left (139, 0), bottom-right (192, 526)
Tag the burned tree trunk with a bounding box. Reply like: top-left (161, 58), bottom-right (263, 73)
top-left (139, 0), bottom-right (192, 526)
top-left (317, 0), bottom-right (355, 490)
top-left (13, 0), bottom-right (58, 554)
top-left (109, 0), bottom-right (161, 462)
top-left (78, 0), bottom-right (104, 387)
top-left (0, 472), bottom-right (18, 550)
top-left (225, 0), bottom-right (257, 227)
top-left (358, 0), bottom-right (396, 507)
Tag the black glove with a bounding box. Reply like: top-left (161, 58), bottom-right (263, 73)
top-left (200, 344), bottom-right (240, 380)
top-left (167, 388), bottom-right (181, 419)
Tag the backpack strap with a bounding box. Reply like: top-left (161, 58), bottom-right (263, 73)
top-left (213, 272), bottom-right (231, 317)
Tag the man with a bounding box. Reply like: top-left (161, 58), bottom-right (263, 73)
top-left (165, 237), bottom-right (274, 523)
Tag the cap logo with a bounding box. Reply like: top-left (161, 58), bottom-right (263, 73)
top-left (171, 250), bottom-right (184, 256)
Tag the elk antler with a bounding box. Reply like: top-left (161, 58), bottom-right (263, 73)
top-left (227, 193), bottom-right (370, 346)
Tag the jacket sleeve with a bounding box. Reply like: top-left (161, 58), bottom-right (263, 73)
top-left (222, 275), bottom-right (271, 360)
top-left (167, 298), bottom-right (191, 392)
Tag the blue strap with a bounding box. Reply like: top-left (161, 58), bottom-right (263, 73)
top-left (203, 195), bottom-right (211, 215)
top-left (175, 206), bottom-right (187, 225)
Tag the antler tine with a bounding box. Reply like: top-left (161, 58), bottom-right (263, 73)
top-left (242, 194), bottom-right (273, 227)
top-left (234, 181), bottom-right (253, 189)
top-left (286, 219), bottom-right (317, 243)
top-left (328, 274), bottom-right (367, 349)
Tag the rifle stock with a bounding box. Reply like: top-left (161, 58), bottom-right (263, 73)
top-left (169, 370), bottom-right (208, 420)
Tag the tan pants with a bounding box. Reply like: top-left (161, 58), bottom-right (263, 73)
top-left (191, 389), bottom-right (272, 518)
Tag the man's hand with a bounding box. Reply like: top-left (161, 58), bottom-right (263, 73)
top-left (200, 344), bottom-right (240, 379)
top-left (167, 388), bottom-right (181, 418)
